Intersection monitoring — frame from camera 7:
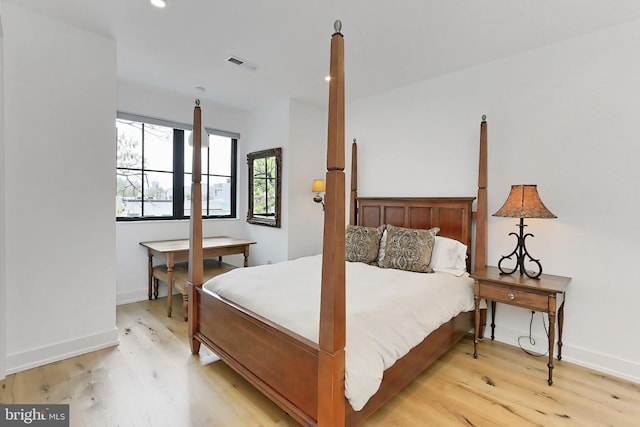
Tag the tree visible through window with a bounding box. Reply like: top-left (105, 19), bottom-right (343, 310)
top-left (252, 156), bottom-right (277, 216)
top-left (116, 114), bottom-right (237, 220)
top-left (247, 148), bottom-right (282, 227)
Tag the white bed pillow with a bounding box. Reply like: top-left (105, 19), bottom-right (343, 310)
top-left (428, 236), bottom-right (468, 276)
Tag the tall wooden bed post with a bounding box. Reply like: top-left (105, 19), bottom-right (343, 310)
top-left (188, 100), bottom-right (204, 354)
top-left (318, 20), bottom-right (347, 427)
top-left (184, 21), bottom-right (488, 426)
top-left (474, 115), bottom-right (488, 273)
top-left (349, 140), bottom-right (357, 226)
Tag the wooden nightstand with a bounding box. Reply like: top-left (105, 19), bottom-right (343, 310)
top-left (471, 266), bottom-right (571, 385)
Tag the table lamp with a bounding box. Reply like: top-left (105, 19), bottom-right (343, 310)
top-left (493, 184), bottom-right (556, 279)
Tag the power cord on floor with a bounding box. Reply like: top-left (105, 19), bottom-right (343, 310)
top-left (517, 310), bottom-right (549, 357)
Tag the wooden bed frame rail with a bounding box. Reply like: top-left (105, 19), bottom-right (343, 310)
top-left (187, 22), bottom-right (488, 427)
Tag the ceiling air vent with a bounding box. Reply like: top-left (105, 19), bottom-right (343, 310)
top-left (227, 56), bottom-right (244, 66)
top-left (226, 55), bottom-right (258, 71)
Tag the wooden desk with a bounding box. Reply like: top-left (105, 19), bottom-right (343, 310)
top-left (139, 236), bottom-right (256, 317)
top-left (471, 266), bottom-right (571, 385)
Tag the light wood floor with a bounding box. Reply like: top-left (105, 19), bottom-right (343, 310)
top-left (1, 297), bottom-right (639, 426)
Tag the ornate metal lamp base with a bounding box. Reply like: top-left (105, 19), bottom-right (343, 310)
top-left (497, 218), bottom-right (543, 279)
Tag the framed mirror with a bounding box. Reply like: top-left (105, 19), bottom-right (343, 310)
top-left (247, 147), bottom-right (282, 227)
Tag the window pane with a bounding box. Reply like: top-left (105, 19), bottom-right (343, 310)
top-left (184, 173), bottom-right (191, 216)
top-left (209, 135), bottom-right (231, 176)
top-left (116, 170), bottom-right (142, 217)
top-left (116, 120), bottom-right (142, 169)
top-left (183, 176), bottom-right (207, 217)
top-left (208, 176), bottom-right (232, 216)
top-left (266, 178), bottom-right (276, 214)
top-left (143, 171), bottom-right (173, 217)
top-left (266, 156), bottom-right (276, 179)
top-left (253, 158), bottom-right (265, 179)
top-left (144, 124), bottom-right (173, 171)
top-left (253, 177), bottom-right (267, 215)
top-left (184, 131), bottom-right (193, 174)
top-left (184, 174), bottom-right (231, 217)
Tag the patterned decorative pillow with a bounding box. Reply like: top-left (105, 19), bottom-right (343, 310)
top-left (345, 224), bottom-right (385, 264)
top-left (380, 225), bottom-right (440, 273)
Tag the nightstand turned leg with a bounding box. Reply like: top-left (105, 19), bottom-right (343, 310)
top-left (473, 282), bottom-right (480, 359)
top-left (557, 300), bottom-right (565, 361)
top-left (547, 309), bottom-right (556, 386)
top-left (478, 309), bottom-right (487, 339)
top-left (490, 301), bottom-right (496, 340)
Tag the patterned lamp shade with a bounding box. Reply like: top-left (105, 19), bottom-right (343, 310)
top-left (493, 185), bottom-right (556, 219)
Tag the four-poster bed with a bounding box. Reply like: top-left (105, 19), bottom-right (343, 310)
top-left (187, 22), bottom-right (488, 427)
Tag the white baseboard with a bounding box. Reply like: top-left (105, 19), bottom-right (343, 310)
top-left (561, 345), bottom-right (640, 384)
top-left (492, 325), bottom-right (640, 384)
top-left (116, 287), bottom-right (177, 305)
top-left (116, 289), bottom-right (152, 305)
top-left (5, 328), bottom-right (119, 375)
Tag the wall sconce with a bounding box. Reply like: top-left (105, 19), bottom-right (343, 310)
top-left (312, 179), bottom-right (325, 210)
top-left (493, 185), bottom-right (556, 279)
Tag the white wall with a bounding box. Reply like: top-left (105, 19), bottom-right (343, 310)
top-left (240, 99), bottom-right (327, 265)
top-left (346, 19), bottom-right (640, 382)
top-left (287, 100), bottom-right (326, 259)
top-left (241, 100), bottom-right (292, 266)
top-left (0, 1), bottom-right (6, 380)
top-left (115, 81), bottom-right (250, 304)
top-left (2, 4), bottom-right (118, 373)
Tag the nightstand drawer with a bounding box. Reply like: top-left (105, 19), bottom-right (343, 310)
top-left (479, 283), bottom-right (550, 311)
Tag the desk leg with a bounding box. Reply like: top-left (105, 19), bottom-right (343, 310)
top-left (473, 281), bottom-right (480, 359)
top-left (243, 246), bottom-right (250, 267)
top-left (166, 265), bottom-right (174, 318)
top-left (147, 254), bottom-right (153, 300)
top-left (547, 307), bottom-right (556, 386)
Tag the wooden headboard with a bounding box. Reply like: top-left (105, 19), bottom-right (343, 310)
top-left (356, 197), bottom-right (474, 244)
top-left (355, 196), bottom-right (475, 269)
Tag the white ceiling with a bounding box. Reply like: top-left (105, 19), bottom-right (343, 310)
top-left (6, 0), bottom-right (640, 111)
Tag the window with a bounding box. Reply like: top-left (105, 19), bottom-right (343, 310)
top-left (116, 113), bottom-right (237, 220)
top-left (247, 148), bottom-right (282, 228)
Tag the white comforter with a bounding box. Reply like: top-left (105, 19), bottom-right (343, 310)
top-left (202, 255), bottom-right (474, 411)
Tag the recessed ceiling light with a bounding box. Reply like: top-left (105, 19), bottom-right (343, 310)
top-left (150, 0), bottom-right (166, 8)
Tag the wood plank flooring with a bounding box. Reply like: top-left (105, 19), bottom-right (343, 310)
top-left (2, 296), bottom-right (639, 426)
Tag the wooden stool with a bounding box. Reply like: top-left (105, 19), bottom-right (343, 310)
top-left (152, 259), bottom-right (236, 320)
